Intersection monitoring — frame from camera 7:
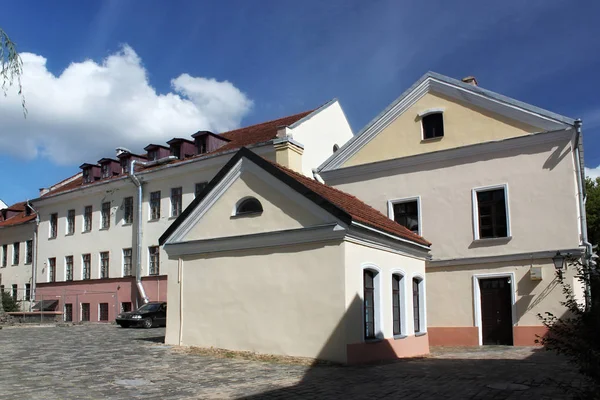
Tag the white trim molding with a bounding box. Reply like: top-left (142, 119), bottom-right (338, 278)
top-left (472, 272), bottom-right (516, 346)
top-left (471, 183), bottom-right (511, 241)
top-left (417, 107), bottom-right (445, 118)
top-left (387, 196), bottom-right (422, 236)
top-left (361, 263), bottom-right (384, 341)
top-left (411, 273), bottom-right (427, 335)
top-left (427, 248), bottom-right (584, 268)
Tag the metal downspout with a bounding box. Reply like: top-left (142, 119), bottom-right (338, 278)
top-left (129, 160), bottom-right (150, 305)
top-left (26, 200), bottom-right (39, 311)
top-left (573, 119), bottom-right (594, 310)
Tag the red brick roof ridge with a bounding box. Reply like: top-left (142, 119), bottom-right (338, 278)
top-left (268, 161), bottom-right (431, 247)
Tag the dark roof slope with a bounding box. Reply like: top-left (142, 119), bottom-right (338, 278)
top-left (160, 148), bottom-right (430, 247)
top-left (41, 109), bottom-right (315, 199)
top-left (0, 202), bottom-right (36, 228)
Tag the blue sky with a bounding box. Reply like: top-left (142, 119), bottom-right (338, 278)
top-left (1, 0), bottom-right (600, 206)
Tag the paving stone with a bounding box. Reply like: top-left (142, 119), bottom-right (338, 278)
top-left (0, 324), bottom-right (584, 399)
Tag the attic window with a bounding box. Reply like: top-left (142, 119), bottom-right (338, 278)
top-left (235, 197), bottom-right (263, 216)
top-left (171, 144), bottom-right (181, 159)
top-left (196, 136), bottom-right (207, 154)
top-left (121, 158), bottom-right (130, 174)
top-left (148, 150), bottom-right (158, 161)
top-left (422, 112), bottom-right (444, 140)
top-left (101, 164), bottom-right (110, 179)
top-left (82, 168), bottom-right (92, 184)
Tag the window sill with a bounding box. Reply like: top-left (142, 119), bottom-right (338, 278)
top-left (148, 218), bottom-right (160, 223)
top-left (11, 264), bottom-right (18, 267)
top-left (48, 237), bottom-right (57, 241)
top-left (393, 334), bottom-right (408, 340)
top-left (364, 337), bottom-right (384, 344)
top-left (99, 227), bottom-right (110, 231)
top-left (65, 233), bottom-right (74, 237)
top-left (169, 216), bottom-right (180, 220)
top-left (82, 230), bottom-right (91, 234)
top-left (420, 137), bottom-right (443, 143)
top-left (472, 236), bottom-right (512, 244)
top-left (230, 212), bottom-right (263, 219)
top-left (415, 331), bottom-right (428, 337)
top-left (122, 222), bottom-right (133, 227)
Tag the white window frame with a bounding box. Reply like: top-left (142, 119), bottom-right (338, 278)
top-left (411, 273), bottom-right (427, 335)
top-left (148, 246), bottom-right (160, 276)
top-left (47, 258), bottom-right (56, 283)
top-left (122, 248), bottom-right (133, 277)
top-left (418, 108), bottom-right (445, 141)
top-left (472, 272), bottom-right (516, 346)
top-left (170, 187), bottom-right (183, 218)
top-left (98, 303), bottom-right (109, 322)
top-left (387, 196), bottom-right (422, 236)
top-left (149, 191), bottom-right (161, 221)
top-left (232, 196), bottom-right (263, 217)
top-left (361, 263), bottom-right (384, 341)
top-left (65, 255), bottom-right (74, 282)
top-left (99, 251), bottom-right (109, 279)
top-left (471, 183), bottom-right (511, 241)
top-left (390, 269), bottom-right (408, 338)
top-left (12, 242), bottom-right (19, 265)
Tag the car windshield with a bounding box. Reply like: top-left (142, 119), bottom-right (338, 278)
top-left (135, 303), bottom-right (161, 313)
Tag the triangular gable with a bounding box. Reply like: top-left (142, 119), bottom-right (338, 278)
top-left (159, 148), bottom-right (352, 245)
top-left (319, 71), bottom-right (576, 171)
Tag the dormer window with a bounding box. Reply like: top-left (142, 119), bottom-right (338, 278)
top-left (121, 158), bottom-right (130, 174)
top-left (101, 163), bottom-right (110, 179)
top-left (196, 135), bottom-right (207, 154)
top-left (148, 150), bottom-right (158, 161)
top-left (171, 144), bottom-right (181, 159)
top-left (234, 197), bottom-right (263, 216)
top-left (421, 111), bottom-right (444, 140)
top-left (83, 168), bottom-right (92, 183)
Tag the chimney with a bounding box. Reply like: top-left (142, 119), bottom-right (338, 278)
top-left (462, 76), bottom-right (478, 86)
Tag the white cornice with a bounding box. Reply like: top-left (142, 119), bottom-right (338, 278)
top-left (321, 128), bottom-right (572, 183)
top-left (427, 247), bottom-right (584, 268)
top-left (164, 223), bottom-right (346, 257)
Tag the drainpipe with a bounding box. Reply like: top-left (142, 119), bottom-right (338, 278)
top-left (573, 119), bottom-right (594, 310)
top-left (26, 200), bottom-right (39, 311)
top-left (128, 156), bottom-right (177, 305)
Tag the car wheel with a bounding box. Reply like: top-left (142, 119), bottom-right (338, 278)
top-left (142, 317), bottom-right (153, 329)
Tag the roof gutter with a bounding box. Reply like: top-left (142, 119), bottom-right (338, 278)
top-left (129, 156), bottom-right (177, 305)
top-left (573, 119), bottom-right (594, 311)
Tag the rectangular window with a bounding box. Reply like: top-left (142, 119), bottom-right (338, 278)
top-left (101, 163), bottom-right (110, 179)
top-left (392, 275), bottom-right (402, 336)
top-left (82, 254), bottom-right (91, 280)
top-left (171, 144), bottom-right (181, 159)
top-left (25, 283), bottom-right (30, 301)
top-left (67, 209), bottom-right (75, 235)
top-left (12, 284), bottom-right (17, 301)
top-left (363, 270), bottom-right (375, 340)
top-left (48, 258), bottom-right (56, 282)
top-left (99, 303), bottom-right (109, 321)
top-left (65, 255), bottom-right (73, 281)
top-left (149, 246), bottom-right (160, 276)
top-left (121, 158), bottom-right (130, 174)
top-left (413, 278), bottom-right (421, 333)
top-left (1, 245), bottom-right (6, 267)
top-left (123, 248), bottom-right (132, 277)
top-left (25, 240), bottom-right (32, 264)
top-left (64, 304), bottom-right (73, 322)
top-left (50, 213), bottom-right (58, 238)
top-left (100, 252), bottom-right (109, 279)
top-left (390, 199), bottom-right (420, 234)
top-left (123, 197), bottom-right (133, 224)
top-left (195, 182), bottom-right (207, 198)
top-left (475, 186), bottom-right (509, 239)
top-left (150, 191), bottom-right (161, 220)
top-left (81, 303), bottom-right (90, 322)
top-left (83, 206), bottom-right (92, 232)
top-left (12, 242), bottom-right (19, 265)
top-left (101, 202), bottom-right (111, 229)
top-left (422, 112), bottom-right (444, 139)
top-left (121, 302), bottom-right (132, 313)
top-left (82, 168), bottom-right (91, 184)
top-left (196, 136), bottom-right (207, 154)
top-left (148, 150), bottom-right (158, 161)
top-left (171, 187), bottom-right (182, 217)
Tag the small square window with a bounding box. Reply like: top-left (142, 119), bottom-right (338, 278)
top-left (422, 113), bottom-right (444, 140)
top-left (474, 186), bottom-right (509, 239)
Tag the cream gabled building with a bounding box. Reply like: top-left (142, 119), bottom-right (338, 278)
top-left (29, 100), bottom-right (353, 323)
top-left (318, 72), bottom-right (588, 346)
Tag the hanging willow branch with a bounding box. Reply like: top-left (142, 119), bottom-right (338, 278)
top-left (0, 28), bottom-right (26, 116)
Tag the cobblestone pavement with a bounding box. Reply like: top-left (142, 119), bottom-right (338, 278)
top-left (0, 324), bottom-right (584, 399)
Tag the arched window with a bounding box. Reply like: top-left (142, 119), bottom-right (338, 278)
top-left (422, 112), bottom-right (444, 140)
top-left (392, 273), bottom-right (405, 336)
top-left (235, 197), bottom-right (263, 216)
top-left (363, 267), bottom-right (382, 340)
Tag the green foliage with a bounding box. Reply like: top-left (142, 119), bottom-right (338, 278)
top-left (0, 27), bottom-right (26, 116)
top-left (0, 290), bottom-right (20, 312)
top-left (537, 259), bottom-right (600, 399)
top-left (586, 177), bottom-right (600, 248)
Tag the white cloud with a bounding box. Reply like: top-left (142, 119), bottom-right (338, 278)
top-left (586, 166), bottom-right (600, 180)
top-left (0, 45), bottom-right (253, 165)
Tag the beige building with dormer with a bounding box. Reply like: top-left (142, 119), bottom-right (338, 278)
top-left (318, 72), bottom-right (588, 346)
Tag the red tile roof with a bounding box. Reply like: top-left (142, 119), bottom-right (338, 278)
top-left (270, 162), bottom-right (430, 247)
top-left (0, 202), bottom-right (36, 228)
top-left (41, 109), bottom-right (315, 199)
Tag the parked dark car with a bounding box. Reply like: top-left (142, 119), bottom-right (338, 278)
top-left (116, 301), bottom-right (167, 329)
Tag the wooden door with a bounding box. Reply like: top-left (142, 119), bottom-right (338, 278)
top-left (480, 278), bottom-right (513, 345)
